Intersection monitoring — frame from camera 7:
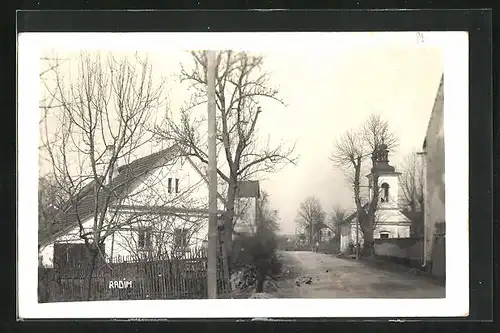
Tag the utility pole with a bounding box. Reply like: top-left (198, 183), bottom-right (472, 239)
top-left (355, 219), bottom-right (359, 260)
top-left (206, 50), bottom-right (218, 299)
top-left (417, 151), bottom-right (428, 268)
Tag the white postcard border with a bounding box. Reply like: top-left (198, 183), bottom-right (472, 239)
top-left (18, 31), bottom-right (469, 318)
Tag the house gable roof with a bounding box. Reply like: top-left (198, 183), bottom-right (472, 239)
top-left (341, 203), bottom-right (369, 225)
top-left (401, 210), bottom-right (423, 223)
top-left (341, 203), bottom-right (413, 226)
top-left (39, 145), bottom-right (181, 247)
top-left (314, 222), bottom-right (330, 230)
top-left (423, 73), bottom-right (444, 151)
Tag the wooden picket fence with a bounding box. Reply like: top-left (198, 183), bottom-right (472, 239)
top-left (38, 248), bottom-right (229, 302)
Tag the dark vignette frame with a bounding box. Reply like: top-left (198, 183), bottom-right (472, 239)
top-left (5, 7), bottom-right (494, 332)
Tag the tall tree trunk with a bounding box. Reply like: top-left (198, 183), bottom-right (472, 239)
top-left (361, 217), bottom-right (375, 257)
top-left (255, 273), bottom-right (265, 293)
top-left (363, 162), bottom-right (379, 258)
top-left (309, 224), bottom-right (313, 245)
top-left (84, 248), bottom-right (98, 301)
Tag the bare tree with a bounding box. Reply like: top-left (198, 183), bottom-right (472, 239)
top-left (330, 128), bottom-right (368, 252)
top-left (39, 51), bottom-right (198, 300)
top-left (295, 196), bottom-right (326, 244)
top-left (39, 54), bottom-right (67, 118)
top-left (329, 205), bottom-right (346, 238)
top-left (231, 191), bottom-right (281, 292)
top-left (399, 152), bottom-right (425, 236)
top-left (331, 114), bottom-right (398, 256)
top-left (154, 51), bottom-right (298, 272)
top-left (38, 175), bottom-right (68, 255)
top-left (255, 191), bottom-right (280, 234)
top-left (39, 54), bottom-right (70, 154)
top-left (399, 152), bottom-right (424, 212)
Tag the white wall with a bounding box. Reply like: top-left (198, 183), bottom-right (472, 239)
top-left (125, 156), bottom-right (208, 209)
top-left (423, 75), bottom-right (445, 261)
top-left (107, 215), bottom-right (208, 261)
top-left (374, 224), bottom-right (411, 238)
top-left (342, 219), bottom-right (411, 250)
top-left (339, 224), bottom-right (354, 253)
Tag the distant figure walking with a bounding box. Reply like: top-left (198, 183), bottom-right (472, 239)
top-left (315, 241), bottom-right (320, 253)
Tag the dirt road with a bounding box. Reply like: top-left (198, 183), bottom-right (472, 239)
top-left (275, 251), bottom-right (445, 298)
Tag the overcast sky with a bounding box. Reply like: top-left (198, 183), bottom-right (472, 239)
top-left (39, 34), bottom-right (444, 235)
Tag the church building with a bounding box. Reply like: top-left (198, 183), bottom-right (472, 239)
top-left (340, 144), bottom-right (412, 252)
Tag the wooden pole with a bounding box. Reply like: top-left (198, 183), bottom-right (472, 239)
top-left (206, 50), bottom-right (218, 299)
top-left (355, 219), bottom-right (359, 260)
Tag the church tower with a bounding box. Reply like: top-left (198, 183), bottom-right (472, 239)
top-left (366, 143), bottom-right (401, 209)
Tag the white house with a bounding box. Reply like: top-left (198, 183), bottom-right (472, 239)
top-left (339, 145), bottom-right (412, 253)
top-left (317, 226), bottom-right (335, 243)
top-left (38, 144), bottom-right (225, 267)
top-left (422, 74), bottom-right (445, 275)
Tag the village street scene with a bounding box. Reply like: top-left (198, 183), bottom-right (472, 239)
top-left (37, 36), bottom-right (445, 302)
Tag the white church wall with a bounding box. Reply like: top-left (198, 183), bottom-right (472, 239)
top-left (374, 224), bottom-right (411, 239)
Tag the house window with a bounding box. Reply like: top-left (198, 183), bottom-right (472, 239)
top-left (379, 233), bottom-right (390, 239)
top-left (168, 178), bottom-right (172, 193)
top-left (173, 228), bottom-right (189, 249)
top-left (138, 227), bottom-right (152, 249)
top-left (327, 230), bottom-right (332, 237)
top-left (175, 178), bottom-right (179, 193)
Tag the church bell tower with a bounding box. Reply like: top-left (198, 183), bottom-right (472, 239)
top-left (367, 143), bottom-right (401, 209)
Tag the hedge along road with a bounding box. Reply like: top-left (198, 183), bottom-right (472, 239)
top-left (275, 251), bottom-right (445, 298)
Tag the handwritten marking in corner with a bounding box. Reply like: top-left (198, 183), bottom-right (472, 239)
top-left (416, 32), bottom-right (425, 44)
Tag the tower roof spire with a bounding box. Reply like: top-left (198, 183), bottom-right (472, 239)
top-left (371, 143), bottom-right (395, 174)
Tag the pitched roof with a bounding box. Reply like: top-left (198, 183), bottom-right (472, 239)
top-left (341, 203), bottom-right (369, 224)
top-left (401, 210), bottom-right (423, 223)
top-left (39, 145), bottom-right (181, 247)
top-left (314, 222), bottom-right (330, 230)
top-left (423, 73), bottom-right (444, 150)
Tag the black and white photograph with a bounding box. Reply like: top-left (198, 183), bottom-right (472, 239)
top-left (18, 31), bottom-right (469, 318)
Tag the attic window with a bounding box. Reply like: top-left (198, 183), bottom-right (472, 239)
top-left (379, 233), bottom-right (390, 239)
top-left (175, 178), bottom-right (179, 193)
top-left (168, 178), bottom-right (172, 193)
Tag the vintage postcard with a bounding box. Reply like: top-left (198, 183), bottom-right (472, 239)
top-left (17, 31), bottom-right (469, 318)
